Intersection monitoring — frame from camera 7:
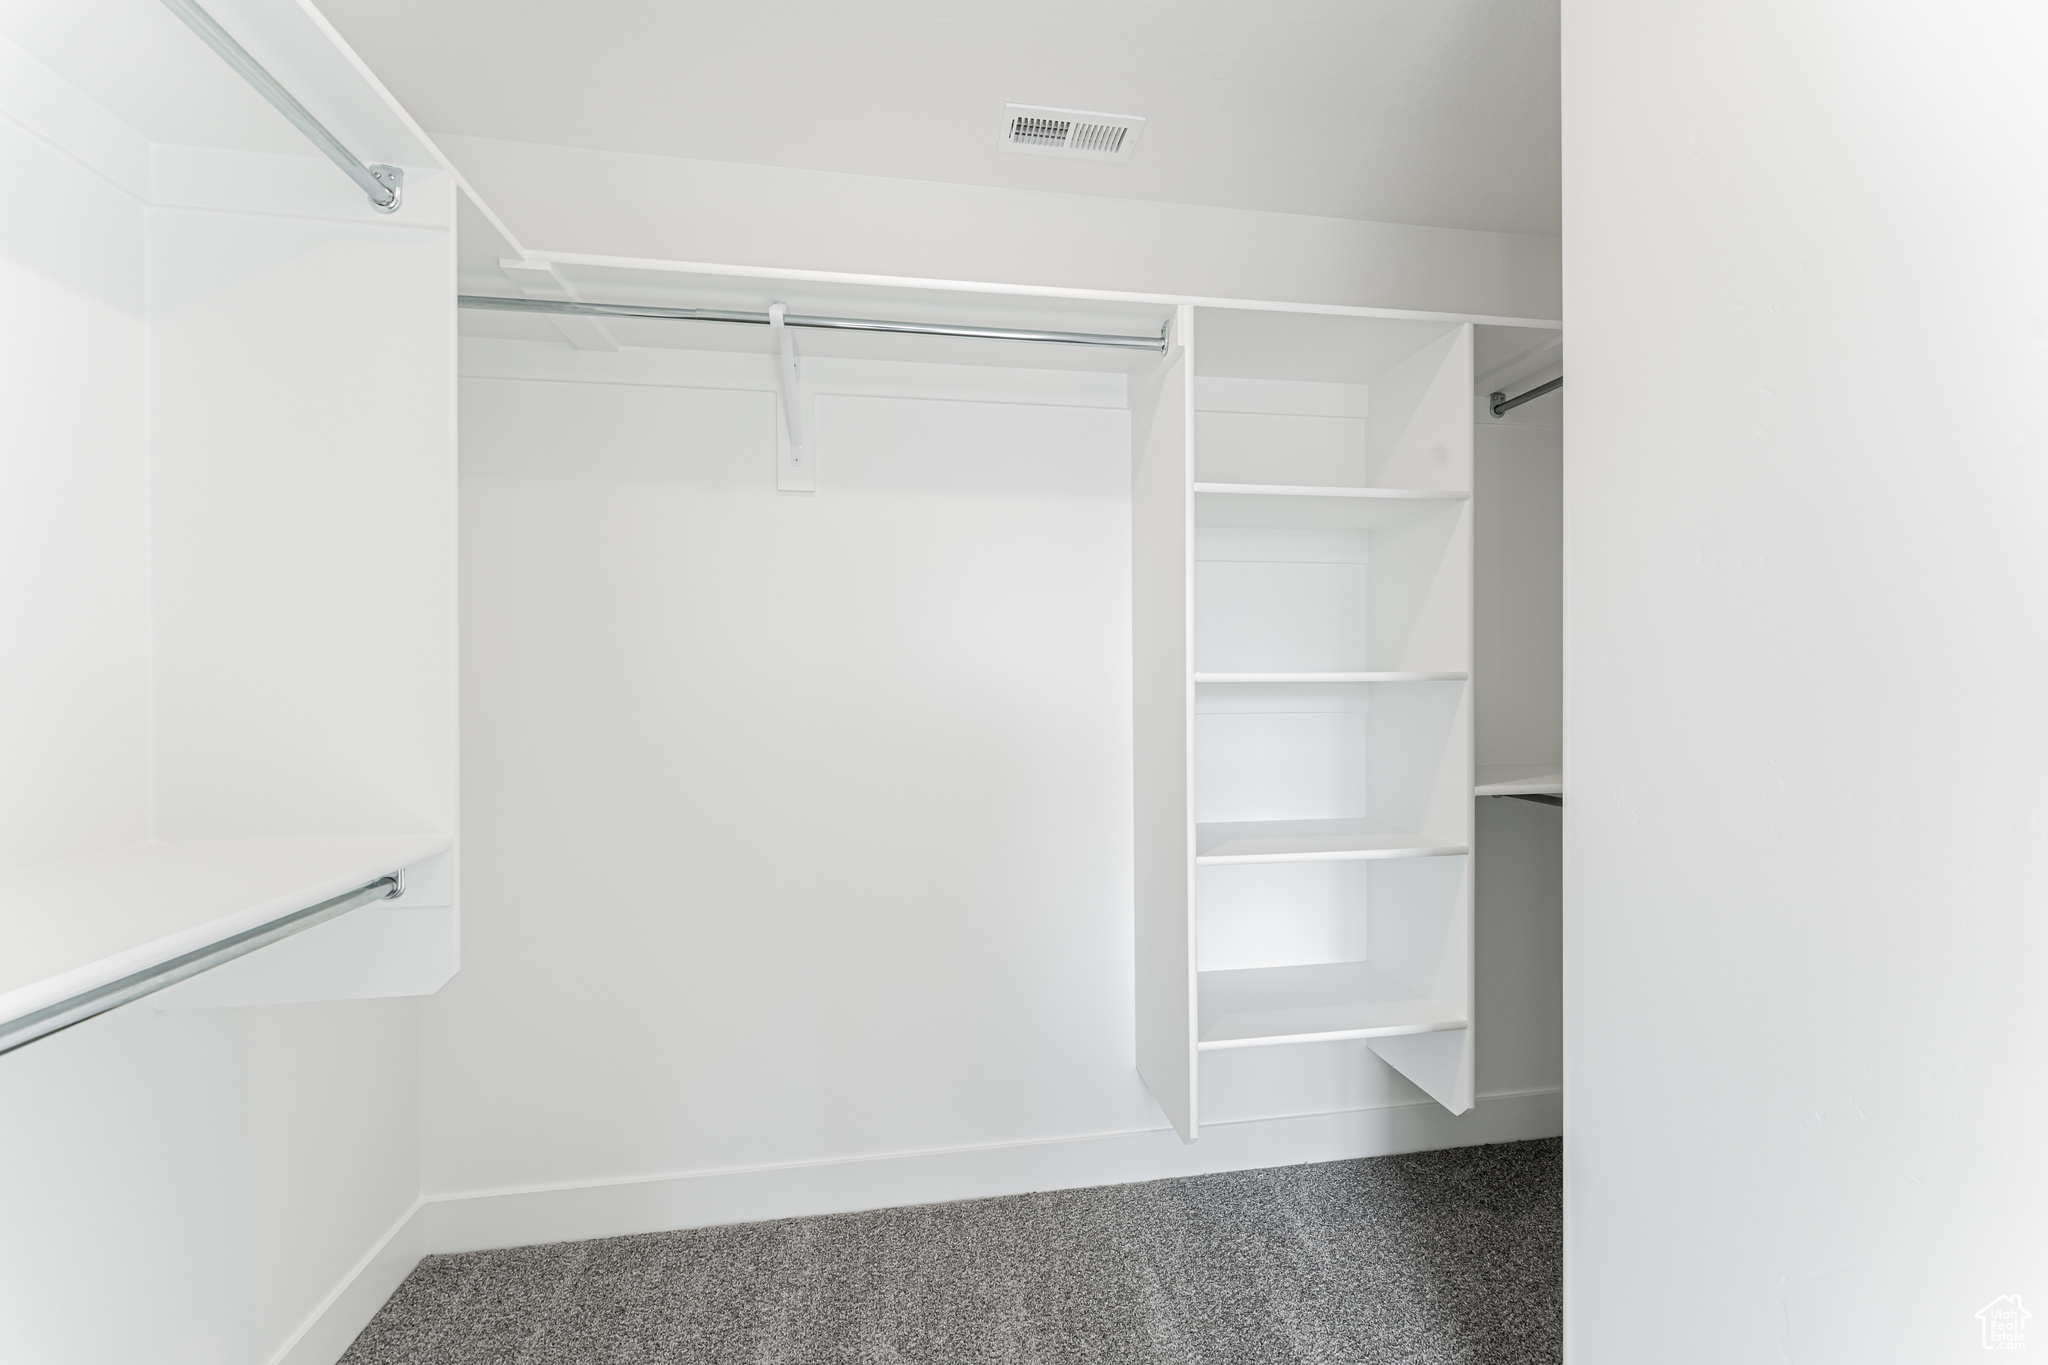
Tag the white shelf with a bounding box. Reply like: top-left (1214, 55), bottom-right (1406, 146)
top-left (0, 835), bottom-right (452, 1024)
top-left (1194, 817), bottom-right (1468, 865)
top-left (1475, 764), bottom-right (1563, 796)
top-left (1193, 482), bottom-right (1468, 499)
top-left (1194, 483), bottom-right (1467, 531)
top-left (1198, 960), bottom-right (1465, 1049)
top-left (1195, 671), bottom-right (1467, 683)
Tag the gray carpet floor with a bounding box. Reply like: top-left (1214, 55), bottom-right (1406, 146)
top-left (342, 1137), bottom-right (1560, 1365)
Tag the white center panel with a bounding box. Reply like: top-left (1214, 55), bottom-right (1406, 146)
top-left (445, 335), bottom-right (1161, 1188)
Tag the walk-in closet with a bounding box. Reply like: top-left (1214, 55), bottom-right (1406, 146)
top-left (9, 0), bottom-right (2029, 1361)
top-left (0, 1), bottom-right (1562, 1358)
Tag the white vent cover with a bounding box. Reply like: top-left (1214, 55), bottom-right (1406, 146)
top-left (999, 104), bottom-right (1146, 162)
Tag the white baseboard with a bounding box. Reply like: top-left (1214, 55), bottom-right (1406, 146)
top-left (271, 1201), bottom-right (426, 1365)
top-left (422, 1088), bottom-right (1561, 1255)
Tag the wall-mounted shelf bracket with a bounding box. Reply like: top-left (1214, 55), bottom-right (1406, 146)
top-left (770, 302), bottom-right (814, 492)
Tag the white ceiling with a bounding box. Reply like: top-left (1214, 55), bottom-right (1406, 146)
top-left (316, 0), bottom-right (1560, 238)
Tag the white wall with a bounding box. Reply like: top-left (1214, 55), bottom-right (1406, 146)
top-left (0, 37), bottom-right (151, 874)
top-left (0, 28), bottom-right (451, 1365)
top-left (1564, 3), bottom-right (2048, 1360)
top-left (438, 134), bottom-right (1563, 321)
top-left (423, 335), bottom-right (1563, 1244)
top-left (0, 999), bottom-right (422, 1365)
top-left (145, 160), bottom-right (461, 844)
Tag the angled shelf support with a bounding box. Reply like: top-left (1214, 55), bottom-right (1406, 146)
top-left (769, 302), bottom-right (813, 491)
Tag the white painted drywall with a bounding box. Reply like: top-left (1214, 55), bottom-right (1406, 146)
top-left (145, 161), bottom-right (461, 845)
top-left (436, 134), bottom-right (1562, 321)
top-left (0, 20), bottom-right (456, 1364)
top-left (1564, 3), bottom-right (2048, 1360)
top-left (0, 38), bottom-right (151, 875)
top-left (0, 1000), bottom-right (422, 1365)
top-left (425, 335), bottom-right (1562, 1232)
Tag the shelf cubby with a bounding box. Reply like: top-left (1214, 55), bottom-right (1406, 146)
top-left (1196, 854), bottom-right (1469, 1048)
top-left (1197, 960), bottom-right (1465, 1049)
top-left (1194, 487), bottom-right (1468, 677)
top-left (1194, 677), bottom-right (1468, 862)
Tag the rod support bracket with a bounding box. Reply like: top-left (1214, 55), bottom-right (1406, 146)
top-left (367, 164), bottom-right (403, 213)
top-left (769, 303), bottom-right (813, 490)
top-left (159, 0), bottom-right (408, 216)
top-left (1489, 376), bottom-right (1563, 418)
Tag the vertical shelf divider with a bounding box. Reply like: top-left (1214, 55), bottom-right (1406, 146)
top-left (1132, 304), bottom-right (1199, 1142)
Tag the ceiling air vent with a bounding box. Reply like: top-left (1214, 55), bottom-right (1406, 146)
top-left (1000, 104), bottom-right (1146, 162)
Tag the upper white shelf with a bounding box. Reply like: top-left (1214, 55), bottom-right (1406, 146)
top-left (1194, 671), bottom-right (1467, 683)
top-left (0, 835), bottom-right (451, 1025)
top-left (1475, 764), bottom-right (1564, 797)
top-left (1194, 817), bottom-right (1467, 865)
top-left (1198, 960), bottom-right (1465, 1049)
top-left (1194, 483), bottom-right (1468, 531)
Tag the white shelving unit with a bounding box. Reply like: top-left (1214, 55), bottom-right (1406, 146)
top-left (0, 0), bottom-right (461, 1031)
top-left (1134, 306), bottom-right (1480, 1138)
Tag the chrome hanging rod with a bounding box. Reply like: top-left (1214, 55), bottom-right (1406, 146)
top-left (158, 0), bottom-right (403, 212)
top-left (0, 873), bottom-right (405, 1057)
top-left (1489, 375), bottom-right (1562, 417)
top-left (458, 295), bottom-right (1172, 352)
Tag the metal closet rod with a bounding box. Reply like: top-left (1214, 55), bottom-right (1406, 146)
top-left (459, 295), bottom-right (1172, 352)
top-left (0, 874), bottom-right (405, 1057)
top-left (158, 0), bottom-right (404, 212)
top-left (1489, 375), bottom-right (1562, 417)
